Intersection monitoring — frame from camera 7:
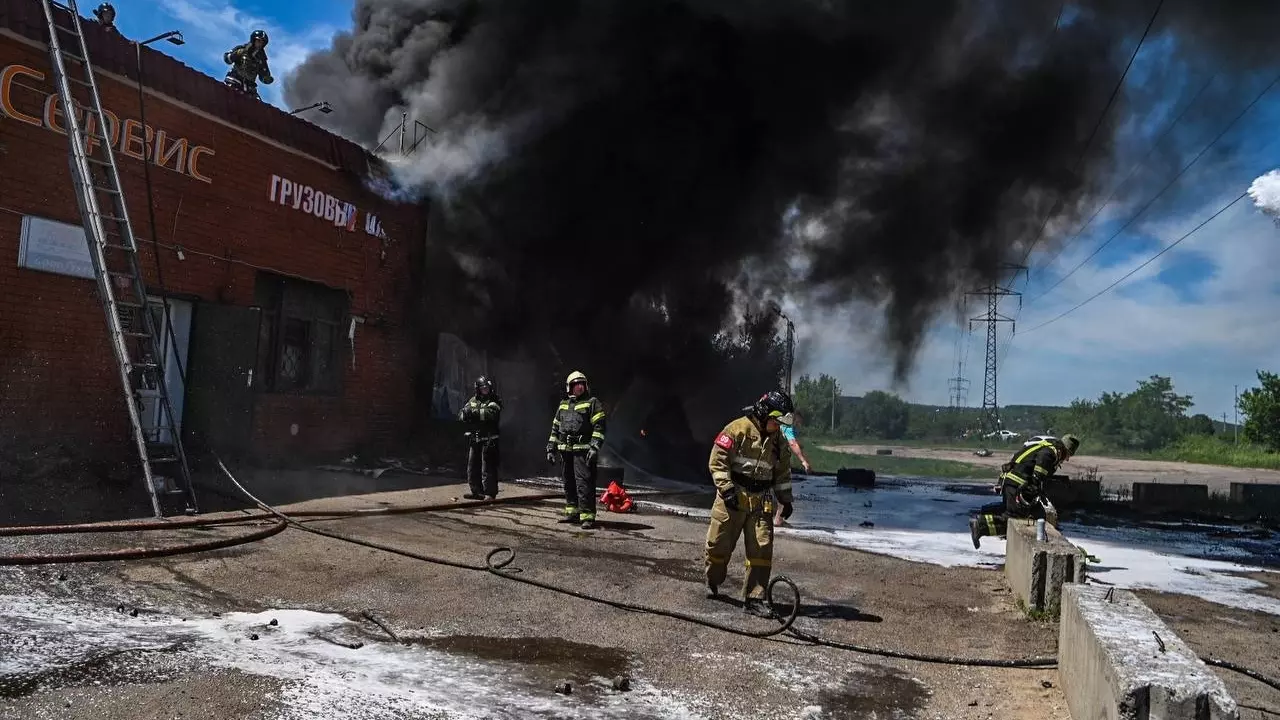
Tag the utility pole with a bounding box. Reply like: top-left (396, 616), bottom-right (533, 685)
top-left (830, 382), bottom-right (836, 433)
top-left (968, 264), bottom-right (1026, 434)
top-left (770, 305), bottom-right (796, 395)
top-left (1234, 385), bottom-right (1240, 444)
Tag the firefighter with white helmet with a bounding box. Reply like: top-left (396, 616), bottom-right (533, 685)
top-left (546, 371), bottom-right (607, 529)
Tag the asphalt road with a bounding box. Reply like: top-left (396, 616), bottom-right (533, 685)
top-left (0, 479), bottom-right (1268, 719)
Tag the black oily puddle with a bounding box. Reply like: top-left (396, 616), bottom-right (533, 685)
top-left (407, 635), bottom-right (631, 697)
top-left (810, 665), bottom-right (929, 718)
top-left (0, 645), bottom-right (187, 699)
top-left (549, 545), bottom-right (702, 583)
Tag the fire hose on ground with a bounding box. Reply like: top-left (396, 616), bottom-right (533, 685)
top-left (0, 465), bottom-right (1276, 696)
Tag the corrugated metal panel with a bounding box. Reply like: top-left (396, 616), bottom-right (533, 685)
top-left (0, 0), bottom-right (366, 169)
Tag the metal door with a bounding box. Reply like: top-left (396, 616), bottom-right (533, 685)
top-left (183, 304), bottom-right (261, 457)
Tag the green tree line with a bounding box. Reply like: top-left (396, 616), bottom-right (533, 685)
top-left (791, 371), bottom-right (1280, 465)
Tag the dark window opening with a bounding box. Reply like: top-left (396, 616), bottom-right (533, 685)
top-left (253, 273), bottom-right (347, 395)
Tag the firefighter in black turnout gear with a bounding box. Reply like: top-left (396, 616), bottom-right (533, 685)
top-left (459, 376), bottom-right (501, 500)
top-left (224, 30), bottom-right (273, 99)
top-left (970, 434), bottom-right (1080, 548)
top-left (546, 371), bottom-right (607, 529)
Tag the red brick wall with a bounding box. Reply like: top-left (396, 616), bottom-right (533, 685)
top-left (0, 34), bottom-right (426, 462)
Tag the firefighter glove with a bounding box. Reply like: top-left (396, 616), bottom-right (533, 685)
top-left (719, 489), bottom-right (740, 512)
top-left (586, 446), bottom-right (598, 464)
top-left (780, 502), bottom-right (794, 520)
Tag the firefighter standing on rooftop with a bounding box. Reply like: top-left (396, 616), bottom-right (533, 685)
top-left (705, 390), bottom-right (796, 617)
top-left (970, 434), bottom-right (1080, 548)
top-left (223, 30), bottom-right (273, 99)
top-left (546, 371), bottom-right (607, 530)
top-left (459, 376), bottom-right (501, 501)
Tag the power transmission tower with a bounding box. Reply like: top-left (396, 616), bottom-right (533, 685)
top-left (968, 264), bottom-right (1026, 433)
top-left (948, 375), bottom-right (969, 409)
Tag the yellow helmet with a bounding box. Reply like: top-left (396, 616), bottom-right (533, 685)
top-left (565, 370), bottom-right (588, 393)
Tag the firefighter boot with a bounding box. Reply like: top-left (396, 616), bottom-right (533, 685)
top-left (743, 599), bottom-right (772, 618)
top-left (969, 517), bottom-right (983, 549)
top-left (706, 584), bottom-right (719, 599)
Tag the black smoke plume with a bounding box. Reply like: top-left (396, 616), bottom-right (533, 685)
top-left (286, 0), bottom-right (1280, 408)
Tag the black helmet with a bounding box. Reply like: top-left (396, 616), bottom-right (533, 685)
top-left (752, 390), bottom-right (794, 426)
top-left (94, 3), bottom-right (115, 22)
top-left (250, 30), bottom-right (268, 45)
top-left (475, 376), bottom-right (494, 394)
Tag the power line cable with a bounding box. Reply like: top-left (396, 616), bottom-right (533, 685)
top-left (1027, 71), bottom-right (1278, 306)
top-left (1017, 190), bottom-right (1248, 335)
top-left (1032, 71), bottom-right (1219, 281)
top-left (1018, 0), bottom-right (1167, 267)
top-left (1003, 0), bottom-right (1165, 365)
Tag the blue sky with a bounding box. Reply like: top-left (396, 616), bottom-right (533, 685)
top-left (106, 0), bottom-right (1280, 422)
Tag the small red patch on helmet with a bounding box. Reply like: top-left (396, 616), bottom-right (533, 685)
top-left (715, 433), bottom-right (734, 450)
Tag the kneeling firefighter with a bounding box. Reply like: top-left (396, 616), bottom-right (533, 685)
top-left (546, 371), bottom-right (607, 529)
top-left (705, 390), bottom-right (796, 617)
top-left (459, 376), bottom-right (501, 500)
top-left (970, 434), bottom-right (1080, 548)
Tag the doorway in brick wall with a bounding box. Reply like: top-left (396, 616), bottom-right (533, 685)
top-left (183, 304), bottom-right (263, 459)
top-left (136, 296), bottom-right (193, 445)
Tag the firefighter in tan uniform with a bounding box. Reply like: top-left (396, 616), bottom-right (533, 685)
top-left (705, 390), bottom-right (796, 617)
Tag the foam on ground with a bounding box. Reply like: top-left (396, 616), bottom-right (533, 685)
top-left (0, 581), bottom-right (708, 719)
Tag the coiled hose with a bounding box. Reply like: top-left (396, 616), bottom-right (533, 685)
top-left (215, 460), bottom-right (801, 640)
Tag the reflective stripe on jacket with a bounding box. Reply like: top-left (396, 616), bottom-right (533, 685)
top-left (460, 395), bottom-right (502, 441)
top-left (548, 395), bottom-right (607, 452)
top-left (1002, 439), bottom-right (1060, 491)
top-left (709, 416), bottom-right (793, 504)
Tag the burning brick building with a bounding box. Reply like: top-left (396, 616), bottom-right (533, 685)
top-left (0, 0), bottom-right (429, 465)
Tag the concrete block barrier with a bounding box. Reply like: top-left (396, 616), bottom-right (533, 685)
top-left (835, 468), bottom-right (875, 488)
top-left (1005, 519), bottom-right (1084, 616)
top-left (1229, 482), bottom-right (1280, 512)
top-left (1131, 483), bottom-right (1208, 512)
top-left (1044, 479), bottom-right (1103, 509)
top-left (1059, 584), bottom-right (1239, 719)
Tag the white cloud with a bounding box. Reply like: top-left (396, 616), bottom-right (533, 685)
top-left (800, 187), bottom-right (1280, 421)
top-left (151, 0), bottom-right (338, 109)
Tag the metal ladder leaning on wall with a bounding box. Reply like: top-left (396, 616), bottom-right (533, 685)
top-left (37, 0), bottom-right (197, 517)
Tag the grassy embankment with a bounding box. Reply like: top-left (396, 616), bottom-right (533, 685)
top-left (801, 433), bottom-right (1280, 471)
top-left (798, 446), bottom-right (992, 479)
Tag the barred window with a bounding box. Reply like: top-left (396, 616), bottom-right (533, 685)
top-left (253, 273), bottom-right (346, 394)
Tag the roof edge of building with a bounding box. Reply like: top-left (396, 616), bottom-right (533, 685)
top-left (0, 0), bottom-right (385, 180)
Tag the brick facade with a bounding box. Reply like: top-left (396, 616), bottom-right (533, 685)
top-left (0, 28), bottom-right (427, 463)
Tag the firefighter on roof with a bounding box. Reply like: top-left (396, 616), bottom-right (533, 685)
top-left (93, 3), bottom-right (116, 32)
top-left (546, 371), bottom-right (607, 529)
top-left (224, 30), bottom-right (273, 99)
top-left (970, 434), bottom-right (1080, 548)
top-left (705, 390), bottom-right (796, 617)
top-left (459, 375), bottom-right (501, 500)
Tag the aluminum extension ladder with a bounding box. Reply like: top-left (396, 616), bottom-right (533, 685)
top-left (37, 0), bottom-right (197, 517)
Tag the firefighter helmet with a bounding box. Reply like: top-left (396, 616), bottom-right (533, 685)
top-left (93, 2), bottom-right (115, 23)
top-left (1061, 434), bottom-right (1080, 456)
top-left (475, 375), bottom-right (494, 394)
top-left (250, 29), bottom-right (268, 45)
top-left (565, 371), bottom-right (588, 394)
top-left (752, 390), bottom-right (794, 426)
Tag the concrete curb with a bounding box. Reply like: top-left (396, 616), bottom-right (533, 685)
top-left (1005, 519), bottom-right (1084, 616)
top-left (1059, 584), bottom-right (1239, 719)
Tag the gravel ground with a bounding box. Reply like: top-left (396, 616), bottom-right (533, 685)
top-left (0, 480), bottom-right (1274, 718)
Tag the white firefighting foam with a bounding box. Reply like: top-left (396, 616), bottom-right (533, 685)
top-left (0, 586), bottom-right (708, 719)
top-left (647, 475), bottom-right (1280, 616)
